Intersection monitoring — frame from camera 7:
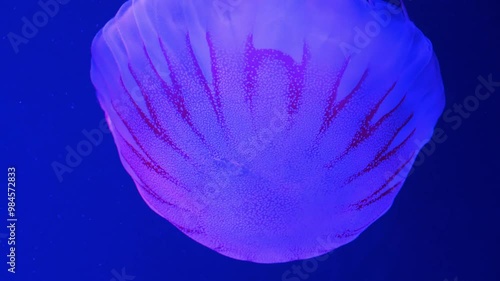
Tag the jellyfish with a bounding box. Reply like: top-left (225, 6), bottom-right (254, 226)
top-left (90, 0), bottom-right (444, 263)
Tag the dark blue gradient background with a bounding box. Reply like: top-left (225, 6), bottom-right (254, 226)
top-left (1, 1), bottom-right (498, 281)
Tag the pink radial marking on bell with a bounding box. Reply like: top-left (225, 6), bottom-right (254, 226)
top-left (326, 83), bottom-right (405, 168)
top-left (344, 115), bottom-right (416, 185)
top-left (143, 42), bottom-right (208, 145)
top-left (118, 76), bottom-right (189, 160)
top-left (243, 35), bottom-right (310, 117)
top-left (350, 151), bottom-right (415, 211)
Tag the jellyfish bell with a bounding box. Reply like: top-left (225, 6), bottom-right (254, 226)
top-left (90, 0), bottom-right (444, 263)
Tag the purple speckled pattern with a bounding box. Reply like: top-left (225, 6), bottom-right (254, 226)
top-left (90, 0), bottom-right (444, 263)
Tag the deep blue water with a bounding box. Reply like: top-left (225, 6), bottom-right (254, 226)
top-left (1, 1), bottom-right (499, 281)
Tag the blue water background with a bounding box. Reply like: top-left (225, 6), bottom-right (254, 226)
top-left (1, 1), bottom-right (499, 280)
